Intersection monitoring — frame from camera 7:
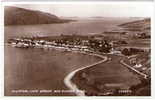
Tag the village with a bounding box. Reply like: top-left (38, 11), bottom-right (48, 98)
top-left (7, 33), bottom-right (151, 81)
top-left (7, 34), bottom-right (112, 53)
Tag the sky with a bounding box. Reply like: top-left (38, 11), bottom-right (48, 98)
top-left (9, 3), bottom-right (153, 17)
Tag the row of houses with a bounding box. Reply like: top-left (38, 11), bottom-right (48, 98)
top-left (8, 38), bottom-right (94, 53)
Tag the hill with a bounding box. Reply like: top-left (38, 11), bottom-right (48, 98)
top-left (5, 6), bottom-right (72, 25)
top-left (119, 18), bottom-right (150, 33)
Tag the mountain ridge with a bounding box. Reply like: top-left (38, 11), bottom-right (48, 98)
top-left (5, 6), bottom-right (72, 25)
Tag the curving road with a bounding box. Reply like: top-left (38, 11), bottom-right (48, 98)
top-left (67, 54), bottom-right (142, 96)
top-left (5, 45), bottom-right (142, 96)
top-left (64, 53), bottom-right (107, 96)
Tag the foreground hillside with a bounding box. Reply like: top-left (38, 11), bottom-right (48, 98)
top-left (5, 6), bottom-right (72, 25)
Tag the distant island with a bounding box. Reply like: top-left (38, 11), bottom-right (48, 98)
top-left (5, 6), bottom-right (74, 26)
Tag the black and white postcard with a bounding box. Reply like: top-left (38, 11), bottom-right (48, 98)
top-left (3, 2), bottom-right (153, 97)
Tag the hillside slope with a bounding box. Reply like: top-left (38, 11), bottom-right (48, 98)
top-left (5, 6), bottom-right (71, 25)
top-left (119, 18), bottom-right (151, 34)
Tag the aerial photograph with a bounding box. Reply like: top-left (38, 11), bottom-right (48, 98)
top-left (3, 0), bottom-right (153, 1)
top-left (4, 4), bottom-right (151, 96)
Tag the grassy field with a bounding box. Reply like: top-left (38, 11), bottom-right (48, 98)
top-left (72, 54), bottom-right (142, 96)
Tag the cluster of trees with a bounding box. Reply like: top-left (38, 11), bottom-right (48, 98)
top-left (45, 36), bottom-right (112, 53)
top-left (121, 48), bottom-right (144, 56)
top-left (88, 40), bottom-right (112, 53)
top-left (138, 33), bottom-right (151, 39)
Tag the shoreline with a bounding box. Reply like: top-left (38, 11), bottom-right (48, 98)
top-left (5, 45), bottom-right (104, 96)
top-left (64, 52), bottom-right (107, 96)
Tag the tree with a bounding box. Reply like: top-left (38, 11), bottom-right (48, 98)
top-left (122, 48), bottom-right (131, 56)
